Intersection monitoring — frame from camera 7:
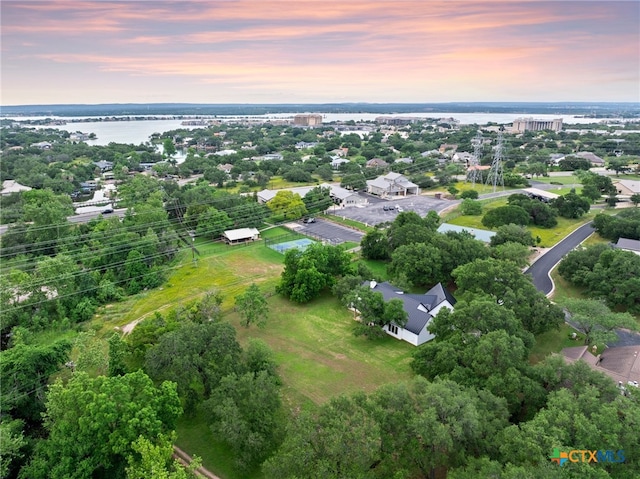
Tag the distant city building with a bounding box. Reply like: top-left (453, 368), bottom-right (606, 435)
top-left (293, 114), bottom-right (323, 127)
top-left (375, 116), bottom-right (417, 125)
top-left (512, 117), bottom-right (563, 132)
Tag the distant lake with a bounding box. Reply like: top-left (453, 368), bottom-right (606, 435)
top-left (14, 112), bottom-right (624, 146)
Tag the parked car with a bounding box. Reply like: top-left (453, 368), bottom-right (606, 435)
top-left (101, 207), bottom-right (114, 215)
top-left (382, 205), bottom-right (391, 211)
top-left (396, 206), bottom-right (404, 212)
top-left (303, 217), bottom-right (316, 223)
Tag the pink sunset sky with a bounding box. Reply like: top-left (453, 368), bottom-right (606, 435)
top-left (1, 0), bottom-right (638, 105)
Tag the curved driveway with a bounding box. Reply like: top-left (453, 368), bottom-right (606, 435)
top-left (524, 222), bottom-right (595, 296)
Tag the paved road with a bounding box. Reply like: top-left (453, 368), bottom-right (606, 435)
top-left (524, 222), bottom-right (595, 296)
top-left (0, 208), bottom-right (126, 235)
top-left (525, 221), bottom-right (640, 347)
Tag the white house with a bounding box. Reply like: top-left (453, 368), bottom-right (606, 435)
top-left (223, 228), bottom-right (260, 245)
top-left (366, 172), bottom-right (420, 197)
top-left (1, 180), bottom-right (32, 196)
top-left (330, 157), bottom-right (351, 170)
top-left (365, 281), bottom-right (456, 346)
top-left (257, 183), bottom-right (367, 208)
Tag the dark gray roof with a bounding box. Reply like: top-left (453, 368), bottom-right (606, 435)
top-left (363, 281), bottom-right (455, 335)
top-left (615, 238), bottom-right (640, 253)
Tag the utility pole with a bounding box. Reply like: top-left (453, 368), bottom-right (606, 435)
top-left (467, 131), bottom-right (484, 187)
top-left (485, 129), bottom-right (505, 193)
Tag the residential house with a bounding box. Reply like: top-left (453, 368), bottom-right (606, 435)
top-left (223, 228), bottom-right (260, 245)
top-left (575, 151), bottom-right (605, 166)
top-left (561, 345), bottom-right (640, 386)
top-left (1, 180), bottom-right (32, 196)
top-left (330, 147), bottom-right (349, 157)
top-left (615, 180), bottom-right (640, 196)
top-left (217, 163), bottom-right (234, 174)
top-left (452, 152), bottom-right (474, 165)
top-left (394, 157), bottom-right (414, 165)
top-left (295, 141), bottom-right (318, 149)
top-left (331, 157), bottom-right (351, 170)
top-left (365, 158), bottom-right (389, 169)
top-left (30, 141), bottom-right (52, 150)
top-left (94, 160), bottom-right (114, 172)
top-left (364, 281), bottom-right (456, 346)
top-left (366, 172), bottom-right (420, 197)
top-left (439, 143), bottom-right (458, 155)
top-left (214, 149), bottom-right (237, 156)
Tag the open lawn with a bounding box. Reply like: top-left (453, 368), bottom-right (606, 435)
top-left (444, 198), bottom-right (597, 247)
top-left (529, 322), bottom-right (582, 364)
top-left (176, 411), bottom-right (264, 479)
top-left (229, 293), bottom-right (414, 407)
top-left (93, 240), bottom-right (285, 334)
top-left (532, 176), bottom-right (580, 185)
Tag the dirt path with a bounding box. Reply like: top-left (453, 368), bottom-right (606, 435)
top-left (173, 446), bottom-right (222, 479)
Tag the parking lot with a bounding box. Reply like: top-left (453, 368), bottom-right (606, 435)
top-left (296, 218), bottom-right (364, 245)
top-left (329, 193), bottom-right (454, 226)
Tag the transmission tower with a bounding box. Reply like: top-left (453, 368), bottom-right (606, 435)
top-left (485, 130), bottom-right (505, 192)
top-left (467, 131), bottom-right (484, 187)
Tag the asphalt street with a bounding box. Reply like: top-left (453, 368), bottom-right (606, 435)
top-left (525, 221), bottom-right (640, 348)
top-left (524, 221), bottom-right (595, 296)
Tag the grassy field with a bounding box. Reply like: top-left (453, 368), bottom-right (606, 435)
top-left (229, 293), bottom-right (414, 406)
top-left (444, 197), bottom-right (597, 248)
top-left (90, 236), bottom-right (414, 478)
top-left (93, 239), bottom-right (286, 333)
top-left (529, 322), bottom-right (582, 364)
top-left (323, 214), bottom-right (374, 233)
top-left (532, 176), bottom-right (580, 185)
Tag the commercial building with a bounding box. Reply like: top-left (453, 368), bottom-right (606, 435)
top-left (512, 118), bottom-right (563, 132)
top-left (293, 114), bottom-right (323, 127)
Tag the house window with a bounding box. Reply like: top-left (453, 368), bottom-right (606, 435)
top-left (388, 324), bottom-right (399, 335)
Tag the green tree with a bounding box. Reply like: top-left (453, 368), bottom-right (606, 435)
top-left (20, 371), bottom-right (182, 479)
top-left (302, 186), bottom-right (333, 214)
top-left (490, 223), bottom-right (536, 247)
top-left (0, 418), bottom-right (27, 478)
top-left (562, 299), bottom-right (638, 346)
top-left (453, 258), bottom-right (564, 334)
top-left (163, 138), bottom-right (176, 159)
top-left (0, 339), bottom-right (72, 422)
top-left (263, 394), bottom-right (381, 479)
top-left (551, 190), bottom-right (591, 219)
top-left (195, 206), bottom-right (233, 239)
top-left (631, 193), bottom-right (640, 207)
top-left (202, 371), bottom-right (283, 471)
top-left (277, 244), bottom-right (351, 303)
top-left (340, 173), bottom-right (367, 190)
top-left (491, 241), bottom-right (531, 268)
top-left (235, 283), bottom-right (269, 328)
top-left (459, 189), bottom-right (479, 199)
top-left (360, 228), bottom-right (390, 260)
top-left (482, 205), bottom-right (530, 228)
top-left (108, 332), bottom-right (127, 376)
top-left (267, 190), bottom-right (307, 221)
top-left (126, 434), bottom-right (197, 479)
top-left (145, 321), bottom-right (241, 411)
top-left (460, 198), bottom-right (482, 215)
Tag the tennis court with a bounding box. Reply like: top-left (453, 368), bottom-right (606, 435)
top-left (268, 238), bottom-right (316, 254)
